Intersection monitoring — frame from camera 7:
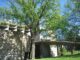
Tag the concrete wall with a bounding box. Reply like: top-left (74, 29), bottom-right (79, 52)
top-left (50, 45), bottom-right (58, 57)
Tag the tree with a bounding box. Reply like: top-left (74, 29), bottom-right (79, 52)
top-left (0, 0), bottom-right (61, 59)
top-left (63, 0), bottom-right (80, 54)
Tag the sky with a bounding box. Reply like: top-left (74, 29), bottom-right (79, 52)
top-left (60, 0), bottom-right (67, 14)
top-left (0, 0), bottom-right (7, 7)
top-left (0, 0), bottom-right (67, 12)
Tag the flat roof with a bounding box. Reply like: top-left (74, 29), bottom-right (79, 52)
top-left (35, 41), bottom-right (80, 45)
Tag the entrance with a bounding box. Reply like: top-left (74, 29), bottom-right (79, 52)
top-left (35, 44), bottom-right (41, 58)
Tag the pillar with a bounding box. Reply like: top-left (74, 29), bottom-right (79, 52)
top-left (32, 42), bottom-right (35, 59)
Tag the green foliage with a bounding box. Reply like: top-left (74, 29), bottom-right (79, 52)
top-left (46, 14), bottom-right (68, 32)
top-left (0, 22), bottom-right (8, 25)
top-left (0, 0), bottom-right (61, 32)
top-left (65, 0), bottom-right (80, 12)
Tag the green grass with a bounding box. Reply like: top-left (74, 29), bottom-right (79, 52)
top-left (35, 53), bottom-right (80, 60)
top-left (34, 49), bottom-right (80, 60)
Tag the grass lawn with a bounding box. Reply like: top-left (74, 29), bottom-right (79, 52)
top-left (35, 53), bottom-right (80, 60)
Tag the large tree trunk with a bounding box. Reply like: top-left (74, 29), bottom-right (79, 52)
top-left (24, 21), bottom-right (40, 60)
top-left (31, 30), bottom-right (40, 59)
top-left (24, 30), bottom-right (39, 60)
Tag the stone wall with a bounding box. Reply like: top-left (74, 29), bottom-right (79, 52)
top-left (0, 29), bottom-right (28, 60)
